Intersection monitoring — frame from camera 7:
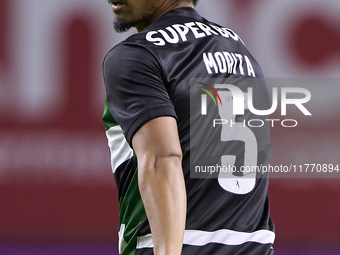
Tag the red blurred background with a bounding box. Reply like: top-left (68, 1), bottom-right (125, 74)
top-left (1, 0), bottom-right (340, 254)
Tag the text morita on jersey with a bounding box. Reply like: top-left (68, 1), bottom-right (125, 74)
top-left (203, 51), bottom-right (256, 77)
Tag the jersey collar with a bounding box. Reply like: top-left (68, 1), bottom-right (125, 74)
top-left (144, 7), bottom-right (203, 32)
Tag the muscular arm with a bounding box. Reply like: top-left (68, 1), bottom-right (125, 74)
top-left (132, 116), bottom-right (186, 255)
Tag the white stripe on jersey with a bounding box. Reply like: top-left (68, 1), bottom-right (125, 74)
top-left (106, 125), bottom-right (134, 173)
top-left (136, 228), bottom-right (275, 249)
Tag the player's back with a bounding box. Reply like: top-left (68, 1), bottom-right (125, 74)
top-left (103, 7), bottom-right (274, 255)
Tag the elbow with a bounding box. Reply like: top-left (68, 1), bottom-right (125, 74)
top-left (137, 150), bottom-right (183, 189)
top-left (140, 150), bottom-right (183, 173)
top-left (154, 152), bottom-right (182, 172)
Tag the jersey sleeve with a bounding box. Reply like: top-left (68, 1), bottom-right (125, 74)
top-left (103, 43), bottom-right (177, 146)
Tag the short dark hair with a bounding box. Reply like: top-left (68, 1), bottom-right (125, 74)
top-left (192, 0), bottom-right (198, 6)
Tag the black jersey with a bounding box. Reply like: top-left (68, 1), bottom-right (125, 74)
top-left (103, 7), bottom-right (274, 255)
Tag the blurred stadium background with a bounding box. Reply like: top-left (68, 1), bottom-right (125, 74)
top-left (1, 0), bottom-right (340, 254)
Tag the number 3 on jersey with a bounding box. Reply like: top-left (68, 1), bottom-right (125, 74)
top-left (217, 90), bottom-right (258, 195)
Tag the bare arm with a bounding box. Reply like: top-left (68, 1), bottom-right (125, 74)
top-left (132, 116), bottom-right (186, 255)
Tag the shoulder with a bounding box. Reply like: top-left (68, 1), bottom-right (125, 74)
top-left (104, 39), bottom-right (155, 64)
top-left (103, 40), bottom-right (163, 78)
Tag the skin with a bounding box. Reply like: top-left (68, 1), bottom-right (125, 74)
top-left (107, 0), bottom-right (193, 254)
top-left (132, 117), bottom-right (186, 255)
top-left (108, 0), bottom-right (194, 32)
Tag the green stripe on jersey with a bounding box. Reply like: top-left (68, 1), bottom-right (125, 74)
top-left (103, 97), bottom-right (147, 254)
top-left (103, 96), bottom-right (118, 131)
top-left (118, 155), bottom-right (147, 255)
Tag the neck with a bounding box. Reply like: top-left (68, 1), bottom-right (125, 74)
top-left (135, 1), bottom-right (194, 32)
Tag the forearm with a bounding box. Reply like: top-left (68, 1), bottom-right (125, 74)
top-left (138, 155), bottom-right (186, 255)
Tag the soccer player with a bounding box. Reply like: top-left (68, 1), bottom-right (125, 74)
top-left (102, 0), bottom-right (275, 254)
